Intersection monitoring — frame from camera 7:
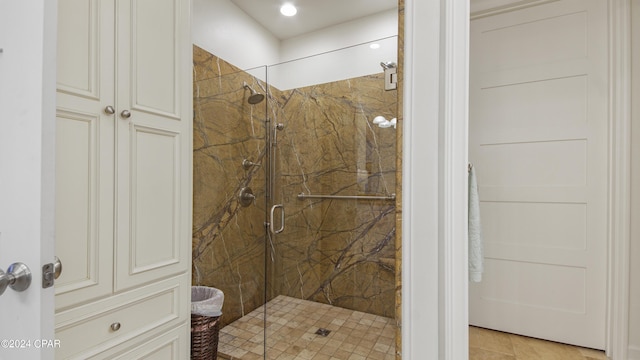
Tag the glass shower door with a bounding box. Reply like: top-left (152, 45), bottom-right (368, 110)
top-left (264, 38), bottom-right (399, 360)
top-left (192, 45), bottom-right (270, 358)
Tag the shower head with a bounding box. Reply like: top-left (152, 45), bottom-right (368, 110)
top-left (243, 82), bottom-right (265, 105)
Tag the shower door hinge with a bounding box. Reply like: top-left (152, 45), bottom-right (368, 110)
top-left (384, 67), bottom-right (397, 91)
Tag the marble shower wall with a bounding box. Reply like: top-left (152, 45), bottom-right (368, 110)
top-left (267, 75), bottom-right (397, 318)
top-left (192, 44), bottom-right (397, 326)
top-left (192, 45), bottom-right (268, 327)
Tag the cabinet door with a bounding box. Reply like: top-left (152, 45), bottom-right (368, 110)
top-left (55, 0), bottom-right (115, 310)
top-left (114, 0), bottom-right (192, 291)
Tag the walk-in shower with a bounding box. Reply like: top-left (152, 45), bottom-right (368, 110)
top-left (192, 36), bottom-right (398, 359)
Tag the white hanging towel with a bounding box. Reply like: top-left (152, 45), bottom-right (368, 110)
top-left (468, 165), bottom-right (484, 282)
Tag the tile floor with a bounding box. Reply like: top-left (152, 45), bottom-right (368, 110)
top-left (469, 326), bottom-right (608, 360)
top-left (217, 295), bottom-right (396, 360)
top-left (217, 298), bottom-right (608, 360)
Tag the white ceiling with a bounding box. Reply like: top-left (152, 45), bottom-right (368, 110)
top-left (230, 0), bottom-right (398, 40)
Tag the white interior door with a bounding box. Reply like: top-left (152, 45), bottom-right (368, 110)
top-left (0, 1), bottom-right (56, 359)
top-left (468, 0), bottom-right (608, 349)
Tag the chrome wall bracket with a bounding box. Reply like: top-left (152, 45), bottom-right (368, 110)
top-left (242, 159), bottom-right (260, 170)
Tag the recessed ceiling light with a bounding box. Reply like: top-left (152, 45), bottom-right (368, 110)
top-left (369, 43), bottom-right (381, 49)
top-left (280, 3), bottom-right (297, 16)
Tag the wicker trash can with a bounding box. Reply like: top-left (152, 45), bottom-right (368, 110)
top-left (191, 286), bottom-right (224, 360)
top-left (191, 313), bottom-right (220, 359)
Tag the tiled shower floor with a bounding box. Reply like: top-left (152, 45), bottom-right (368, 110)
top-left (218, 295), bottom-right (396, 360)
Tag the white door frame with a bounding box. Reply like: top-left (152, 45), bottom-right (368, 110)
top-left (403, 0), bottom-right (632, 359)
top-left (402, 0), bottom-right (470, 358)
top-left (606, 0), bottom-right (632, 359)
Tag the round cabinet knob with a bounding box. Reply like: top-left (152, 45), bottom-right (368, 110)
top-left (120, 110), bottom-right (132, 119)
top-left (104, 105), bottom-right (115, 115)
top-left (110, 322), bottom-right (121, 332)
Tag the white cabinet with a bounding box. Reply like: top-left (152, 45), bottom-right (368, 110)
top-left (56, 0), bottom-right (115, 310)
top-left (55, 0), bottom-right (191, 358)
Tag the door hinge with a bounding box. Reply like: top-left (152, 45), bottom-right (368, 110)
top-left (384, 66), bottom-right (397, 91)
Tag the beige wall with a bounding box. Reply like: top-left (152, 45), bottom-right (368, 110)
top-left (629, 1), bottom-right (640, 358)
top-left (192, 46), bottom-right (269, 327)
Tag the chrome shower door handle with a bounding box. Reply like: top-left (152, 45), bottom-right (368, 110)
top-left (269, 204), bottom-right (285, 234)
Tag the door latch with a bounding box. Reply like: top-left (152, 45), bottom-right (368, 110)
top-left (42, 256), bottom-right (62, 289)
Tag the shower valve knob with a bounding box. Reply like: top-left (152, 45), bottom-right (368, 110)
top-left (239, 187), bottom-right (255, 207)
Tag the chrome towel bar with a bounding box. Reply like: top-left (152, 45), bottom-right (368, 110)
top-left (297, 193), bottom-right (396, 201)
